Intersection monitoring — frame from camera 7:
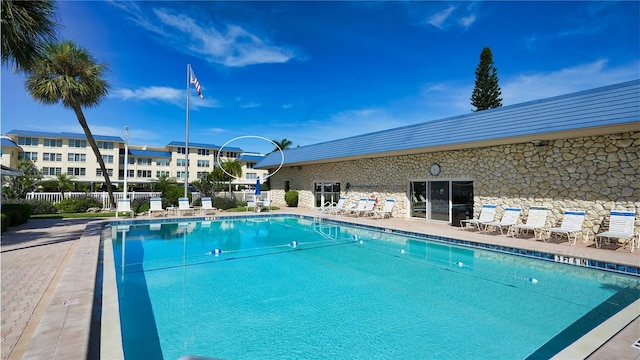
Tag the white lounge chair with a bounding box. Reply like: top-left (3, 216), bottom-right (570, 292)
top-left (320, 197), bottom-right (346, 215)
top-left (148, 197), bottom-right (165, 217)
top-left (370, 199), bottom-right (395, 219)
top-left (482, 207), bottom-right (521, 235)
top-left (595, 210), bottom-right (638, 252)
top-left (356, 197), bottom-right (377, 217)
top-left (542, 210), bottom-right (586, 245)
top-left (507, 206), bottom-right (548, 239)
top-left (115, 198), bottom-right (134, 218)
top-left (460, 204), bottom-right (497, 230)
top-left (177, 197), bottom-right (194, 216)
top-left (200, 197), bottom-right (217, 215)
top-left (346, 198), bottom-right (368, 216)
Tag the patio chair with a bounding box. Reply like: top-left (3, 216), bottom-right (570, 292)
top-left (148, 197), bottom-right (165, 218)
top-left (356, 197), bottom-right (377, 217)
top-left (200, 197), bottom-right (217, 216)
top-left (482, 207), bottom-right (521, 235)
top-left (369, 199), bottom-right (395, 219)
top-left (542, 210), bottom-right (586, 245)
top-left (261, 199), bottom-right (272, 212)
top-left (460, 204), bottom-right (497, 230)
top-left (321, 197), bottom-right (346, 215)
top-left (115, 198), bottom-right (134, 218)
top-left (346, 198), bottom-right (368, 216)
top-left (507, 206), bottom-right (548, 239)
top-left (246, 199), bottom-right (255, 212)
top-left (595, 210), bottom-right (638, 252)
top-left (177, 197), bottom-right (195, 216)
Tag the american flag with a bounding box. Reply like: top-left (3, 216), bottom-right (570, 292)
top-left (190, 68), bottom-right (204, 99)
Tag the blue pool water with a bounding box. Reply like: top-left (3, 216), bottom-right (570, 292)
top-left (110, 216), bottom-right (639, 359)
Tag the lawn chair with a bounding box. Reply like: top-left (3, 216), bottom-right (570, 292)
top-left (148, 197), bottom-right (165, 217)
top-left (370, 199), bottom-right (395, 219)
top-left (116, 198), bottom-right (134, 218)
top-left (200, 197), bottom-right (217, 216)
top-left (460, 204), bottom-right (497, 230)
top-left (507, 206), bottom-right (548, 239)
top-left (177, 197), bottom-right (194, 216)
top-left (595, 210), bottom-right (638, 252)
top-left (482, 207), bottom-right (521, 235)
top-left (542, 210), bottom-right (586, 245)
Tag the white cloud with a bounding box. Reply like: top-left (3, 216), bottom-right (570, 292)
top-left (426, 6), bottom-right (456, 29)
top-left (112, 2), bottom-right (298, 68)
top-left (111, 86), bottom-right (182, 101)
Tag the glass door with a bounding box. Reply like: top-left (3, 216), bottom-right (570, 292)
top-left (409, 181), bottom-right (427, 219)
top-left (429, 181), bottom-right (450, 221)
top-left (314, 182), bottom-right (341, 208)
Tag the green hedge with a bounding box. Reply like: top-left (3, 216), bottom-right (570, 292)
top-left (1, 203), bottom-right (33, 231)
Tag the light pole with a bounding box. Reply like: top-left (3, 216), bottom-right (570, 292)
top-left (123, 126), bottom-right (129, 199)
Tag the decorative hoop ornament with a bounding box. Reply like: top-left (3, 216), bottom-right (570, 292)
top-left (216, 135), bottom-right (285, 180)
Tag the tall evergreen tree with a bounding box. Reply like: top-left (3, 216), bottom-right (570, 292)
top-left (470, 47), bottom-right (503, 112)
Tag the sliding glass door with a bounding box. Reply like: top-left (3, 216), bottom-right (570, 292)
top-left (314, 182), bottom-right (341, 208)
top-left (409, 180), bottom-right (474, 222)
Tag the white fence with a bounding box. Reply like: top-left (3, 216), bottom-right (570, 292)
top-left (26, 191), bottom-right (162, 209)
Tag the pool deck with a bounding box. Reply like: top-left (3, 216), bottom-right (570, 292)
top-left (1, 209), bottom-right (639, 359)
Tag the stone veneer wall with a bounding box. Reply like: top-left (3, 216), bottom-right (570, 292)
top-left (269, 132), bottom-right (639, 234)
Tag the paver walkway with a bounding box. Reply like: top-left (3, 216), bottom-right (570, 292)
top-left (1, 218), bottom-right (91, 360)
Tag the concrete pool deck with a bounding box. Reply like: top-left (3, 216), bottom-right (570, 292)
top-left (1, 209), bottom-right (638, 359)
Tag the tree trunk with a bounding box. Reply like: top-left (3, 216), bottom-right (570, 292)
top-left (72, 105), bottom-right (116, 209)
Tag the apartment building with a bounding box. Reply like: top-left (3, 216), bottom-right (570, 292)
top-left (4, 130), bottom-right (268, 189)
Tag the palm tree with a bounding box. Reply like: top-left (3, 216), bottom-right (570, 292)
top-left (1, 0), bottom-right (58, 72)
top-left (271, 138), bottom-right (293, 153)
top-left (220, 159), bottom-right (243, 197)
top-left (26, 40), bottom-right (116, 208)
top-left (54, 173), bottom-right (74, 194)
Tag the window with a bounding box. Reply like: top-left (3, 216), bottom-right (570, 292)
top-left (43, 153), bottom-right (62, 162)
top-left (197, 171), bottom-right (208, 179)
top-left (68, 153), bottom-right (86, 162)
top-left (42, 167), bottom-right (62, 175)
top-left (18, 152), bottom-right (38, 161)
top-left (177, 147), bottom-right (186, 154)
top-left (67, 167), bottom-right (86, 176)
top-left (137, 158), bottom-right (152, 165)
top-left (246, 162), bottom-right (256, 169)
top-left (156, 159), bottom-right (170, 166)
top-left (68, 139), bottom-right (87, 148)
top-left (97, 141), bottom-right (114, 150)
top-left (197, 159), bottom-right (210, 167)
top-left (18, 137), bottom-right (38, 146)
top-left (128, 157), bottom-right (135, 165)
top-left (246, 172), bottom-right (257, 180)
top-left (137, 170), bottom-right (152, 178)
top-left (43, 139), bottom-right (62, 147)
top-left (176, 171), bottom-right (186, 179)
top-left (156, 171), bottom-right (170, 177)
top-left (176, 159), bottom-right (188, 167)
top-left (225, 151), bottom-right (237, 158)
top-left (127, 170), bottom-right (135, 177)
top-left (198, 148), bottom-right (210, 156)
top-left (102, 155), bottom-right (114, 164)
top-left (96, 168), bottom-right (113, 176)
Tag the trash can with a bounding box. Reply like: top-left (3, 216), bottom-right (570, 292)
top-left (452, 207), bottom-right (467, 227)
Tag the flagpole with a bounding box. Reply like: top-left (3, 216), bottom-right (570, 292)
top-left (185, 64), bottom-right (190, 198)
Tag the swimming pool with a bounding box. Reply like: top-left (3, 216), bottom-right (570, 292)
top-left (109, 216), bottom-right (639, 359)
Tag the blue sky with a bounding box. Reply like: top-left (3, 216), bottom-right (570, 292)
top-left (2, 1), bottom-right (638, 154)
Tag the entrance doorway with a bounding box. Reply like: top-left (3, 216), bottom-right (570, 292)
top-left (314, 182), bottom-right (341, 208)
top-left (408, 180), bottom-right (473, 222)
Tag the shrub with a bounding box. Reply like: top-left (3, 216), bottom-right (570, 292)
top-left (211, 196), bottom-right (238, 210)
top-left (164, 184), bottom-right (188, 206)
top-left (1, 203), bottom-right (33, 229)
top-left (27, 199), bottom-right (58, 215)
top-left (131, 197), bottom-right (150, 214)
top-left (284, 190), bottom-right (299, 207)
top-left (55, 197), bottom-right (102, 213)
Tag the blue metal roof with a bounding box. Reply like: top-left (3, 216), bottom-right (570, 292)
top-left (1, 137), bottom-right (21, 149)
top-left (238, 154), bottom-right (265, 162)
top-left (5, 130), bottom-right (124, 142)
top-left (166, 141), bottom-right (243, 152)
top-left (129, 149), bottom-right (171, 158)
top-left (257, 80), bottom-right (640, 168)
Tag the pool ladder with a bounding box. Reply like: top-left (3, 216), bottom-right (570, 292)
top-left (313, 215), bottom-right (339, 240)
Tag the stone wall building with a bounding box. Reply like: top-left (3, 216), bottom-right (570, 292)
top-left (257, 80), bottom-right (640, 236)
